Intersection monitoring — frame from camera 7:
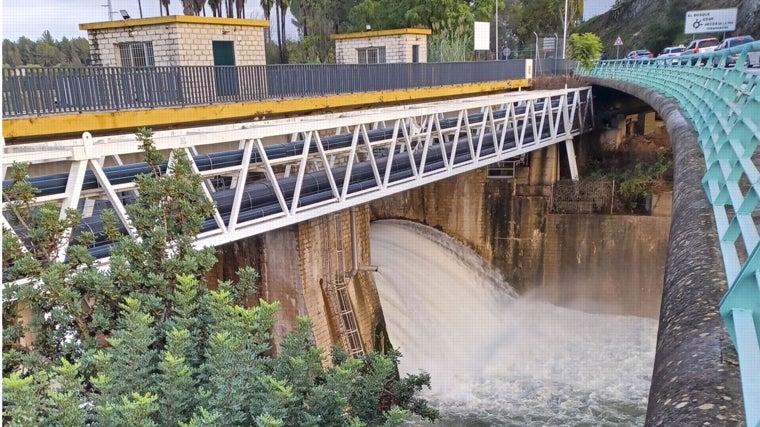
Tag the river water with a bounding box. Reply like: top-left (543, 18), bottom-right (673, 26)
top-left (370, 220), bottom-right (658, 426)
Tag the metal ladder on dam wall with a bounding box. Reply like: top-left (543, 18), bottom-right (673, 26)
top-left (323, 279), bottom-right (365, 357)
top-left (320, 214), bottom-right (364, 356)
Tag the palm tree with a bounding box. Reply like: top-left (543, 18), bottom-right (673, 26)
top-left (235, 0), bottom-right (245, 18)
top-left (194, 0), bottom-right (207, 15)
top-left (261, 0), bottom-right (274, 41)
top-left (208, 0), bottom-right (221, 16)
top-left (277, 0), bottom-right (290, 62)
top-left (161, 0), bottom-right (170, 15)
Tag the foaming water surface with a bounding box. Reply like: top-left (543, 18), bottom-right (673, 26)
top-left (370, 220), bottom-right (658, 426)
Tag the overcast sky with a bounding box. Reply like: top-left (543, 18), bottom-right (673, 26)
top-left (2, 0), bottom-right (294, 42)
top-left (583, 0), bottom-right (616, 22)
top-left (2, 0), bottom-right (616, 43)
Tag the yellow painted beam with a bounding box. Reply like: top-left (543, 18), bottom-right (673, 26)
top-left (3, 80), bottom-right (530, 140)
top-left (80, 15), bottom-right (269, 31)
top-left (331, 28), bottom-right (432, 40)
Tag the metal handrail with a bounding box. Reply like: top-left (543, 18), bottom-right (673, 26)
top-left (1, 60), bottom-right (572, 118)
top-left (578, 42), bottom-right (760, 426)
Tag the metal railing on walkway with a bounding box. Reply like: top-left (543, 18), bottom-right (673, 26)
top-left (2, 61), bottom-right (537, 118)
top-left (578, 41), bottom-right (760, 426)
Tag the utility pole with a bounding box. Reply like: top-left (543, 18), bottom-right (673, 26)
top-left (562, 0), bottom-right (569, 59)
top-left (104, 0), bottom-right (113, 20)
top-left (495, 0), bottom-right (499, 60)
top-left (102, 0), bottom-right (120, 20)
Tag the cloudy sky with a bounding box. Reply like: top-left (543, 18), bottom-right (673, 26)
top-left (583, 0), bottom-right (616, 22)
top-left (2, 0), bottom-right (294, 42)
top-left (3, 0), bottom-right (616, 43)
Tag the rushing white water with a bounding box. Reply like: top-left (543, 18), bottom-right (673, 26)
top-left (370, 220), bottom-right (658, 426)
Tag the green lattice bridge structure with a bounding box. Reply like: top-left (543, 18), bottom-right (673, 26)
top-left (579, 44), bottom-right (760, 426)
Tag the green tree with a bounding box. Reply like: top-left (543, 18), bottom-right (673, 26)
top-left (428, 17), bottom-right (474, 62)
top-left (2, 128), bottom-right (438, 426)
top-left (16, 36), bottom-right (36, 65)
top-left (505, 0), bottom-right (583, 52)
top-left (3, 34), bottom-right (90, 67)
top-left (261, 0), bottom-right (275, 41)
top-left (276, 0), bottom-right (291, 62)
top-left (567, 32), bottom-right (602, 70)
top-left (3, 39), bottom-right (23, 66)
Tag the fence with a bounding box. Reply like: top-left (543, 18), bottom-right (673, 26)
top-left (550, 180), bottom-right (652, 215)
top-left (3, 61), bottom-right (537, 117)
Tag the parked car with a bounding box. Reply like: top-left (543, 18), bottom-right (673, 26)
top-left (682, 37), bottom-right (720, 55)
top-left (626, 49), bottom-right (653, 60)
top-left (712, 35), bottom-right (756, 67)
top-left (658, 46), bottom-right (686, 64)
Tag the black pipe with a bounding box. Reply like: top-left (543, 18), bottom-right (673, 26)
top-left (2, 99), bottom-right (563, 197)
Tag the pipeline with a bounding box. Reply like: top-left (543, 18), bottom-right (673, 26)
top-left (2, 99), bottom-right (563, 197)
top-left (6, 99), bottom-right (573, 260)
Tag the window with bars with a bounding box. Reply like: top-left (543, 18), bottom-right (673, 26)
top-left (357, 47), bottom-right (386, 64)
top-left (118, 42), bottom-right (155, 67)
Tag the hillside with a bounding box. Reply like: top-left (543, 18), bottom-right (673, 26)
top-left (576, 0), bottom-right (760, 56)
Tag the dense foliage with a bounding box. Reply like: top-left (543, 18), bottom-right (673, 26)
top-left (2, 31), bottom-right (90, 67)
top-left (568, 32), bottom-right (602, 70)
top-left (2, 128), bottom-right (438, 426)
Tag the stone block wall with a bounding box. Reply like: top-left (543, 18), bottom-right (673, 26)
top-left (83, 16), bottom-right (267, 67)
top-left (333, 29), bottom-right (431, 64)
top-left (212, 205), bottom-right (384, 358)
top-left (296, 206), bottom-right (382, 354)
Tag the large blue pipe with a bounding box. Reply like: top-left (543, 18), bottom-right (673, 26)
top-left (3, 100), bottom-right (559, 197)
top-left (79, 117), bottom-right (566, 259)
top-left (6, 99), bottom-right (570, 260)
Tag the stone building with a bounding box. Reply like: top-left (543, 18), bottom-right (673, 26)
top-left (332, 28), bottom-right (432, 64)
top-left (79, 16), bottom-right (269, 99)
top-left (80, 15), bottom-right (269, 67)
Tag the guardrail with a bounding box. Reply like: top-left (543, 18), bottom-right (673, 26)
top-left (579, 41), bottom-right (760, 426)
top-left (2, 59), bottom-right (575, 118)
top-left (3, 61), bottom-right (523, 118)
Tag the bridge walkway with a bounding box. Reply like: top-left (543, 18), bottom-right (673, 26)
top-left (2, 87), bottom-right (592, 263)
top-left (1, 61), bottom-right (546, 140)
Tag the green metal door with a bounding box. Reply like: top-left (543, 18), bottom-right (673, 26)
top-left (212, 41), bottom-right (238, 96)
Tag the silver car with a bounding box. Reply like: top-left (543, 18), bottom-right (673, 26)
top-left (658, 46), bottom-right (685, 64)
top-left (712, 35), bottom-right (756, 67)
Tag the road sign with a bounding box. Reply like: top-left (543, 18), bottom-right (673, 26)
top-left (684, 8), bottom-right (737, 34)
top-left (614, 35), bottom-right (624, 46)
top-left (542, 37), bottom-right (556, 52)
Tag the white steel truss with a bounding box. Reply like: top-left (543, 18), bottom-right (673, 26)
top-left (2, 87), bottom-right (593, 260)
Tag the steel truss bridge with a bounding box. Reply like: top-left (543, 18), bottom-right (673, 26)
top-left (580, 41), bottom-right (760, 426)
top-left (3, 87), bottom-right (592, 263)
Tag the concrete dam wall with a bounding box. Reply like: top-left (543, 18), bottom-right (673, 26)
top-left (370, 149), bottom-right (669, 319)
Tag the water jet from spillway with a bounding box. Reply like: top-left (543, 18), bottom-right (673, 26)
top-left (370, 220), bottom-right (657, 426)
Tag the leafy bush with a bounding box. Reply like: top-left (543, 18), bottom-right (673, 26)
top-left (2, 129), bottom-right (438, 426)
top-left (568, 32), bottom-right (603, 70)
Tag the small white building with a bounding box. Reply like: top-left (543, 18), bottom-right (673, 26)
top-left (332, 28), bottom-right (432, 64)
top-left (79, 15), bottom-right (269, 67)
top-left (79, 16), bottom-right (269, 99)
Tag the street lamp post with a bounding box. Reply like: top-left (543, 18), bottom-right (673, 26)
top-left (495, 0), bottom-right (499, 60)
top-left (562, 0), bottom-right (569, 59)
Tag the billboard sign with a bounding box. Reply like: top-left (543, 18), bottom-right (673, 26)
top-left (684, 8), bottom-right (737, 34)
top-left (474, 21), bottom-right (490, 50)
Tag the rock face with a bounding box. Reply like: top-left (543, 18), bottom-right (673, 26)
top-left (579, 0), bottom-right (760, 54)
